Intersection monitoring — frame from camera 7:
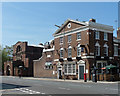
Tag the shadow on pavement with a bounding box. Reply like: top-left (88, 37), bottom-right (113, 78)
top-left (2, 83), bottom-right (30, 90)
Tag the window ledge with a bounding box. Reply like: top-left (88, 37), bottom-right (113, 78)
top-left (76, 39), bottom-right (81, 41)
top-left (114, 55), bottom-right (118, 57)
top-left (67, 42), bottom-right (71, 43)
top-left (60, 43), bottom-right (63, 45)
top-left (64, 73), bottom-right (76, 75)
top-left (104, 39), bottom-right (108, 41)
top-left (95, 38), bottom-right (100, 40)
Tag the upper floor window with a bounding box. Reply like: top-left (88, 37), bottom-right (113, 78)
top-left (77, 44), bottom-right (81, 57)
top-left (60, 37), bottom-right (63, 44)
top-left (103, 44), bottom-right (108, 56)
top-left (68, 35), bottom-right (71, 43)
top-left (95, 42), bottom-right (100, 56)
top-left (77, 32), bottom-right (81, 40)
top-left (45, 62), bottom-right (53, 70)
top-left (68, 46), bottom-right (72, 57)
top-left (95, 31), bottom-right (99, 39)
top-left (104, 33), bottom-right (108, 40)
top-left (60, 48), bottom-right (64, 58)
top-left (16, 45), bottom-right (22, 53)
top-left (114, 44), bottom-right (118, 56)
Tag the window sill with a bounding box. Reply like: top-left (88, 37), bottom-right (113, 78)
top-left (67, 42), bottom-right (71, 43)
top-left (64, 73), bottom-right (76, 75)
top-left (114, 55), bottom-right (118, 57)
top-left (76, 39), bottom-right (81, 41)
top-left (104, 39), bottom-right (108, 41)
top-left (60, 43), bottom-right (63, 45)
top-left (95, 38), bottom-right (100, 40)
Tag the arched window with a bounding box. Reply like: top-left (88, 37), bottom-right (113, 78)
top-left (95, 42), bottom-right (100, 56)
top-left (77, 44), bottom-right (81, 57)
top-left (103, 44), bottom-right (108, 56)
top-left (68, 46), bottom-right (72, 57)
top-left (60, 48), bottom-right (64, 58)
top-left (16, 45), bottom-right (22, 53)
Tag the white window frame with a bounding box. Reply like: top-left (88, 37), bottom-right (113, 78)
top-left (60, 37), bottom-right (63, 44)
top-left (60, 48), bottom-right (64, 58)
top-left (64, 64), bottom-right (76, 75)
top-left (95, 31), bottom-right (100, 39)
top-left (77, 32), bottom-right (81, 40)
top-left (95, 42), bottom-right (100, 56)
top-left (68, 35), bottom-right (71, 43)
top-left (103, 44), bottom-right (108, 56)
top-left (114, 44), bottom-right (118, 56)
top-left (104, 32), bottom-right (108, 41)
top-left (77, 44), bottom-right (81, 57)
top-left (68, 46), bottom-right (72, 57)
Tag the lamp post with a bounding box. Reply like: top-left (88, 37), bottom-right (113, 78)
top-left (92, 29), bottom-right (97, 82)
top-left (63, 26), bottom-right (65, 81)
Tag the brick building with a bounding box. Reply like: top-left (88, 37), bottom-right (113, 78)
top-left (4, 41), bottom-right (44, 77)
top-left (52, 19), bottom-right (120, 81)
top-left (33, 40), bottom-right (56, 78)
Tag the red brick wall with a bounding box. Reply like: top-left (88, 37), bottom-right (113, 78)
top-left (34, 51), bottom-right (56, 78)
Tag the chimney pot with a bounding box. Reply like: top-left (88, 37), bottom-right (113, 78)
top-left (89, 18), bottom-right (96, 23)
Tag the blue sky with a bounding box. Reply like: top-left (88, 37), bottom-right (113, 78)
top-left (2, 2), bottom-right (118, 47)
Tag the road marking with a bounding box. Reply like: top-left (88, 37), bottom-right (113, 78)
top-left (15, 88), bottom-right (44, 94)
top-left (58, 87), bottom-right (71, 91)
top-left (41, 93), bottom-right (45, 94)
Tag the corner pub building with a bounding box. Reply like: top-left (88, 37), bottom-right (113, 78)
top-left (4, 41), bottom-right (44, 77)
top-left (53, 19), bottom-right (120, 81)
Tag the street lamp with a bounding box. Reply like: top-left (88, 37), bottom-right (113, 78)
top-left (92, 29), bottom-right (97, 82)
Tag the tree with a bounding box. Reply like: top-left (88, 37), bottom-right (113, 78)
top-left (0, 45), bottom-right (13, 74)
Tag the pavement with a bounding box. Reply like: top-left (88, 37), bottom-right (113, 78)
top-left (1, 76), bottom-right (119, 96)
top-left (19, 76), bottom-right (119, 84)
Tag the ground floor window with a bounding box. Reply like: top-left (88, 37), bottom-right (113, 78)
top-left (96, 61), bottom-right (108, 74)
top-left (64, 63), bottom-right (76, 75)
top-left (45, 62), bottom-right (53, 69)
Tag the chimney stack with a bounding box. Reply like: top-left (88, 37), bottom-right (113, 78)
top-left (89, 18), bottom-right (96, 23)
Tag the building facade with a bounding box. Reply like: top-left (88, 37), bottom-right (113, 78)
top-left (33, 40), bottom-right (57, 78)
top-left (4, 41), bottom-right (44, 77)
top-left (53, 19), bottom-right (120, 81)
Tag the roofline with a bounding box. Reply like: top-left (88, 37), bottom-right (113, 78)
top-left (53, 19), bottom-right (114, 36)
top-left (53, 19), bottom-right (87, 36)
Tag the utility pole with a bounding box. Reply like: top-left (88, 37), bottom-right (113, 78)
top-left (63, 26), bottom-right (65, 81)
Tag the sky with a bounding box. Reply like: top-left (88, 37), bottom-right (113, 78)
top-left (2, 2), bottom-right (118, 47)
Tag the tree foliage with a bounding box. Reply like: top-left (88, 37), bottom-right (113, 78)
top-left (0, 45), bottom-right (13, 73)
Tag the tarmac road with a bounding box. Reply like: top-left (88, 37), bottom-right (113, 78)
top-left (1, 76), bottom-right (119, 96)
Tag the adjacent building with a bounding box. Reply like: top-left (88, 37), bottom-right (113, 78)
top-left (33, 40), bottom-right (56, 78)
top-left (4, 41), bottom-right (44, 77)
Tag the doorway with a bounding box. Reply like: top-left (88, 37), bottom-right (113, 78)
top-left (78, 65), bottom-right (84, 79)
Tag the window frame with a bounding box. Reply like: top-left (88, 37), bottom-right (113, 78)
top-left (68, 46), bottom-right (72, 57)
top-left (64, 64), bottom-right (76, 75)
top-left (60, 37), bottom-right (63, 44)
top-left (104, 32), bottom-right (108, 41)
top-left (95, 31), bottom-right (100, 40)
top-left (114, 45), bottom-right (118, 56)
top-left (60, 48), bottom-right (64, 58)
top-left (68, 35), bottom-right (72, 43)
top-left (77, 44), bottom-right (81, 57)
top-left (77, 32), bottom-right (81, 40)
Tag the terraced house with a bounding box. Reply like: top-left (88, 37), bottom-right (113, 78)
top-left (53, 19), bottom-right (120, 81)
